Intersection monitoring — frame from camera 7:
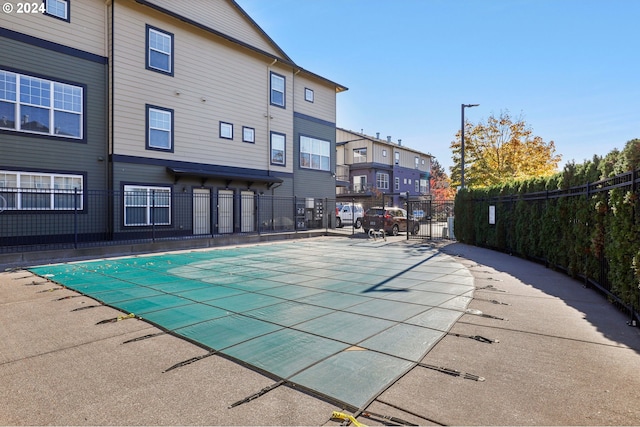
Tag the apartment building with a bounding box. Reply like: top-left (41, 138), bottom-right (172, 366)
top-left (336, 128), bottom-right (431, 207)
top-left (0, 0), bottom-right (346, 244)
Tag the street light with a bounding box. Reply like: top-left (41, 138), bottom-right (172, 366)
top-left (460, 103), bottom-right (479, 189)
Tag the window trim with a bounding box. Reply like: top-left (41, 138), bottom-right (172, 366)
top-left (394, 177), bottom-right (400, 191)
top-left (299, 134), bottom-right (330, 171)
top-left (304, 87), bottom-right (314, 103)
top-left (43, 0), bottom-right (70, 22)
top-left (242, 126), bottom-right (255, 143)
top-left (220, 121), bottom-right (233, 140)
top-left (145, 24), bottom-right (174, 76)
top-left (0, 169), bottom-right (84, 211)
top-left (376, 172), bottom-right (389, 190)
top-left (270, 131), bottom-right (286, 166)
top-left (270, 72), bottom-right (286, 108)
top-left (145, 104), bottom-right (174, 152)
top-left (123, 184), bottom-right (172, 227)
top-left (0, 68), bottom-right (85, 142)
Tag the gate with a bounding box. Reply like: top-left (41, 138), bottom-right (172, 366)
top-left (406, 199), bottom-right (455, 240)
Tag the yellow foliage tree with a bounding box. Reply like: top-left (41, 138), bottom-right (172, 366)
top-left (449, 111), bottom-right (561, 188)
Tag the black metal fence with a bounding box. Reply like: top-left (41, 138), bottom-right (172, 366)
top-left (0, 189), bottom-right (336, 254)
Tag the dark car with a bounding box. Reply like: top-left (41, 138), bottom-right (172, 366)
top-left (362, 207), bottom-right (420, 236)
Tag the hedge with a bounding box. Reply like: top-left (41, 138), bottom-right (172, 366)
top-left (454, 139), bottom-right (640, 318)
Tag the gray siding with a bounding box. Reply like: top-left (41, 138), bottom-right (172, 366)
top-left (0, 35), bottom-right (108, 191)
top-left (293, 113), bottom-right (336, 200)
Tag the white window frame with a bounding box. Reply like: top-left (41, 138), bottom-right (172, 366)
top-left (395, 177), bottom-right (400, 190)
top-left (123, 185), bottom-right (171, 226)
top-left (270, 132), bottom-right (286, 166)
top-left (300, 135), bottom-right (330, 171)
top-left (45, 0), bottom-right (68, 21)
top-left (0, 69), bottom-right (83, 139)
top-left (304, 87), bottom-right (314, 102)
top-left (147, 26), bottom-right (173, 75)
top-left (415, 180), bottom-right (419, 192)
top-left (270, 72), bottom-right (285, 107)
top-left (242, 126), bottom-right (255, 143)
top-left (147, 106), bottom-right (172, 150)
top-left (0, 170), bottom-right (83, 210)
top-left (220, 121), bottom-right (233, 140)
top-left (415, 157), bottom-right (420, 168)
top-left (376, 172), bottom-right (389, 190)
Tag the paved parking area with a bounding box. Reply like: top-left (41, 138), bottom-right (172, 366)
top-left (2, 237), bottom-right (640, 425)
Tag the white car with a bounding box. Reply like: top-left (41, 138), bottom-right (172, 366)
top-left (335, 203), bottom-right (364, 228)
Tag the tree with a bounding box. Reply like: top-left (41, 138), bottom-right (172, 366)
top-left (430, 158), bottom-right (455, 200)
top-left (449, 111), bottom-right (561, 188)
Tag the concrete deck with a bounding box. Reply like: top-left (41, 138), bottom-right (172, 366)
top-left (1, 237), bottom-right (639, 425)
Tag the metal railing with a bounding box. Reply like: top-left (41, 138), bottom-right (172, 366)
top-left (0, 189), bottom-right (336, 254)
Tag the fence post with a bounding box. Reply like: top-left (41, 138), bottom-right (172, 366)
top-left (151, 189), bottom-right (156, 242)
top-left (74, 187), bottom-right (78, 249)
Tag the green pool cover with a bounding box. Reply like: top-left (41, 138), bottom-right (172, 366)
top-left (29, 239), bottom-right (474, 409)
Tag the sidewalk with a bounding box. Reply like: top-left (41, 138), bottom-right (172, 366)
top-left (1, 238), bottom-right (639, 425)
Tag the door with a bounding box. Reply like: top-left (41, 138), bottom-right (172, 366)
top-left (241, 190), bottom-right (255, 232)
top-left (218, 189), bottom-right (234, 234)
top-left (192, 188), bottom-right (210, 235)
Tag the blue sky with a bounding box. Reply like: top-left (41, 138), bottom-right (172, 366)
top-left (237, 0), bottom-right (639, 174)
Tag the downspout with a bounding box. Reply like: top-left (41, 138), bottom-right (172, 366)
top-left (106, 0), bottom-right (115, 237)
top-left (266, 58), bottom-right (276, 194)
top-left (292, 68), bottom-right (300, 199)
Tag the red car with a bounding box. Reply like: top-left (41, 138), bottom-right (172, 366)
top-left (362, 207), bottom-right (420, 236)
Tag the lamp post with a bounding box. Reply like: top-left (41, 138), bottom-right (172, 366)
top-left (460, 103), bottom-right (479, 189)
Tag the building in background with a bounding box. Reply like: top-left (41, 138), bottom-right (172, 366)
top-left (336, 128), bottom-right (431, 207)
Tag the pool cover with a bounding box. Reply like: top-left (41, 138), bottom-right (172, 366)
top-left (29, 239), bottom-right (474, 409)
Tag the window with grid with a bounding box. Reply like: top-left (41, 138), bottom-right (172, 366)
top-left (376, 172), bottom-right (389, 190)
top-left (146, 105), bottom-right (173, 151)
top-left (300, 136), bottom-right (330, 171)
top-left (0, 69), bottom-right (83, 139)
top-left (0, 170), bottom-right (83, 210)
top-left (124, 185), bottom-right (171, 226)
top-left (45, 0), bottom-right (69, 21)
top-left (147, 25), bottom-right (173, 75)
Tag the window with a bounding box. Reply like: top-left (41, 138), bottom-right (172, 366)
top-left (382, 149), bottom-right (387, 157)
top-left (44, 0), bottom-right (69, 21)
top-left (415, 180), bottom-right (419, 192)
top-left (304, 88), bottom-right (314, 102)
top-left (270, 132), bottom-right (285, 165)
top-left (0, 69), bottom-right (83, 139)
top-left (300, 136), bottom-right (330, 171)
top-left (146, 105), bottom-right (173, 151)
top-left (146, 25), bottom-right (173, 75)
top-left (395, 151), bottom-right (400, 165)
top-left (415, 157), bottom-right (420, 168)
top-left (353, 148), bottom-right (367, 163)
top-left (243, 126), bottom-right (255, 143)
top-left (376, 172), bottom-right (389, 190)
top-left (270, 72), bottom-right (285, 107)
top-left (0, 170), bottom-right (83, 210)
top-left (395, 177), bottom-right (400, 190)
top-left (124, 185), bottom-right (171, 226)
top-left (220, 122), bottom-right (233, 140)
top-left (420, 179), bottom-right (428, 193)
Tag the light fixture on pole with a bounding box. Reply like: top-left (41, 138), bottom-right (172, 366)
top-left (460, 103), bottom-right (479, 189)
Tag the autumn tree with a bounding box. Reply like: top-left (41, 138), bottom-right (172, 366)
top-left (449, 111), bottom-right (561, 188)
top-left (430, 158), bottom-right (455, 200)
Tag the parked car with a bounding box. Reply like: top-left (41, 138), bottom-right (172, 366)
top-left (335, 202), bottom-right (364, 228)
top-left (362, 207), bottom-right (420, 236)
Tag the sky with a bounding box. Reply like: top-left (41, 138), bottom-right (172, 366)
top-left (236, 0), bottom-right (639, 174)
